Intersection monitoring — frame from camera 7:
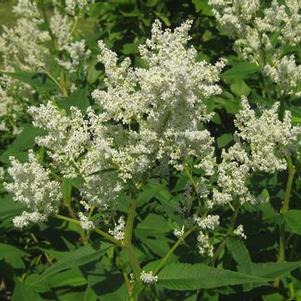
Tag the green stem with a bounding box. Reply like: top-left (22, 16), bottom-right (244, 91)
top-left (54, 214), bottom-right (122, 247)
top-left (184, 165), bottom-right (197, 191)
top-left (39, 0), bottom-right (55, 44)
top-left (122, 271), bottom-right (134, 301)
top-left (123, 199), bottom-right (141, 279)
top-left (211, 202), bottom-right (240, 265)
top-left (277, 158), bottom-right (295, 262)
top-left (43, 70), bottom-right (68, 96)
top-left (274, 157), bottom-right (295, 287)
top-left (280, 157), bottom-right (295, 215)
top-left (154, 228), bottom-right (194, 275)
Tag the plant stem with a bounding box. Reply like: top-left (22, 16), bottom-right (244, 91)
top-left (43, 70), bottom-right (68, 96)
top-left (275, 157), bottom-right (295, 287)
top-left (123, 199), bottom-right (142, 280)
top-left (122, 271), bottom-right (133, 300)
top-left (211, 202), bottom-right (240, 265)
top-left (184, 165), bottom-right (197, 191)
top-left (154, 228), bottom-right (194, 275)
top-left (280, 157), bottom-right (295, 215)
top-left (54, 214), bottom-right (122, 247)
top-left (39, 0), bottom-right (55, 44)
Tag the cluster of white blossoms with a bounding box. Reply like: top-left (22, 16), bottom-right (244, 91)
top-left (235, 98), bottom-right (300, 172)
top-left (50, 7), bottom-right (91, 73)
top-left (28, 102), bottom-right (123, 207)
top-left (78, 212), bottom-right (95, 231)
top-left (0, 0), bottom-right (92, 73)
top-left (194, 214), bottom-right (220, 257)
top-left (0, 0), bottom-right (50, 72)
top-left (0, 167), bottom-right (4, 180)
top-left (213, 97), bottom-right (301, 206)
top-left (140, 270), bottom-right (158, 284)
top-left (92, 20), bottom-right (225, 172)
top-left (0, 76), bottom-right (28, 133)
top-left (4, 19), bottom-right (300, 265)
top-left (0, 0), bottom-right (92, 133)
top-left (194, 214), bottom-right (220, 230)
top-left (173, 225), bottom-right (185, 238)
top-left (64, 0), bottom-right (91, 16)
top-left (5, 20), bottom-right (226, 230)
top-left (209, 0), bottom-right (301, 95)
top-left (108, 216), bottom-right (126, 241)
top-left (233, 224), bottom-right (247, 239)
top-left (4, 150), bottom-right (61, 228)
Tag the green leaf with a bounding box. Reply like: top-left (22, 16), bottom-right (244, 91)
top-left (137, 183), bottom-right (166, 207)
top-left (62, 178), bottom-right (72, 205)
top-left (25, 268), bottom-right (87, 293)
top-left (57, 87), bottom-right (89, 113)
top-left (46, 268), bottom-right (87, 288)
top-left (87, 61), bottom-right (101, 84)
top-left (226, 238), bottom-right (252, 274)
top-left (97, 285), bottom-right (129, 301)
top-left (249, 260), bottom-right (301, 278)
top-left (222, 62), bottom-right (259, 81)
top-left (154, 11), bottom-right (171, 26)
top-left (0, 124), bottom-right (44, 163)
top-left (158, 262), bottom-right (270, 290)
top-left (139, 237), bottom-right (171, 257)
top-left (122, 42), bottom-right (139, 55)
top-left (0, 243), bottom-right (28, 269)
top-left (28, 243), bottom-right (110, 286)
top-left (84, 286), bottom-right (98, 301)
top-left (217, 133), bottom-right (233, 148)
top-left (213, 96), bottom-right (240, 114)
top-left (284, 210), bottom-right (301, 235)
top-left (0, 196), bottom-right (26, 220)
top-left (3, 71), bottom-right (56, 93)
top-left (146, 0), bottom-right (160, 7)
top-left (12, 280), bottom-right (42, 301)
top-left (230, 79), bottom-right (251, 97)
top-left (136, 214), bottom-right (172, 236)
top-left (262, 293), bottom-right (284, 301)
top-left (192, 0), bottom-right (213, 15)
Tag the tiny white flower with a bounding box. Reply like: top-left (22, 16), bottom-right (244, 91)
top-left (109, 216), bottom-right (126, 241)
top-left (233, 225), bottom-right (247, 240)
top-left (173, 226), bottom-right (185, 238)
top-left (78, 212), bottom-right (95, 231)
top-left (140, 270), bottom-right (158, 284)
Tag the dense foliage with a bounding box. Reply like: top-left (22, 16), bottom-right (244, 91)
top-left (1, 1), bottom-right (301, 300)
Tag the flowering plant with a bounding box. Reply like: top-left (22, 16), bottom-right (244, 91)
top-left (1, 1), bottom-right (301, 300)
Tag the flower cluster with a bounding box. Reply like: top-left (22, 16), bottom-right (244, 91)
top-left (0, 0), bottom-right (50, 72)
top-left (4, 20), bottom-right (227, 235)
top-left (4, 20), bottom-right (300, 268)
top-left (140, 270), bottom-right (158, 284)
top-left (92, 20), bottom-right (225, 172)
top-left (4, 150), bottom-right (61, 228)
top-left (0, 167), bottom-right (5, 180)
top-left (173, 226), bottom-right (185, 238)
top-left (233, 224), bottom-right (247, 239)
top-left (108, 216), bottom-right (126, 241)
top-left (0, 76), bottom-right (28, 133)
top-left (213, 97), bottom-right (300, 206)
top-left (78, 212), bottom-right (95, 231)
top-left (28, 101), bottom-right (123, 207)
top-left (209, 0), bottom-right (301, 95)
top-left (194, 214), bottom-right (220, 257)
top-left (0, 0), bottom-right (92, 133)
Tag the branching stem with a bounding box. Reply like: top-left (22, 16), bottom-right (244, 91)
top-left (154, 228), bottom-right (194, 275)
top-left (54, 214), bottom-right (122, 247)
top-left (123, 199), bottom-right (142, 279)
top-left (275, 156), bottom-right (295, 287)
